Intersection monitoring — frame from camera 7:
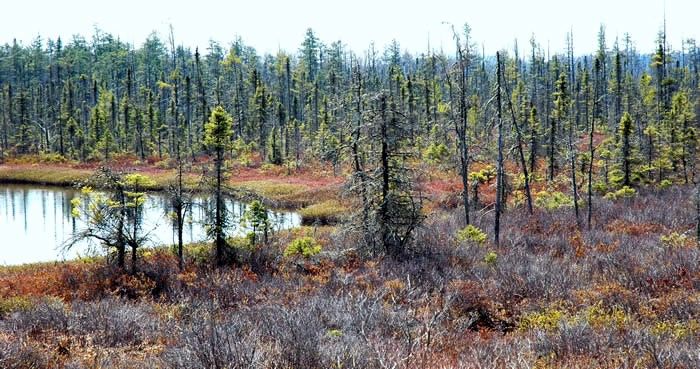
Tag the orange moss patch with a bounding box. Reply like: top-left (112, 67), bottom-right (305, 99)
top-left (604, 219), bottom-right (665, 236)
top-left (0, 262), bottom-right (100, 300)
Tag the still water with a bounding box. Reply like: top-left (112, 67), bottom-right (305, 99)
top-left (0, 184), bottom-right (301, 265)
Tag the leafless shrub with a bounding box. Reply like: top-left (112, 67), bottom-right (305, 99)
top-left (5, 298), bottom-right (69, 335)
top-left (0, 338), bottom-right (48, 369)
top-left (163, 312), bottom-right (263, 369)
top-left (69, 298), bottom-right (162, 347)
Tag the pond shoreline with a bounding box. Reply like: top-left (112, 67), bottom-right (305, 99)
top-left (0, 183), bottom-right (302, 266)
top-left (0, 163), bottom-right (346, 224)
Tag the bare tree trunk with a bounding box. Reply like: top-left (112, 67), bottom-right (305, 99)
top-left (569, 108), bottom-right (580, 222)
top-left (502, 70), bottom-right (534, 215)
top-left (588, 58), bottom-right (601, 229)
top-left (351, 63), bottom-right (371, 252)
top-left (379, 94), bottom-right (391, 254)
top-left (495, 52), bottom-right (504, 246)
top-left (452, 26), bottom-right (471, 225)
top-left (215, 149), bottom-right (225, 265)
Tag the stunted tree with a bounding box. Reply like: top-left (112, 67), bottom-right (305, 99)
top-left (122, 173), bottom-right (156, 273)
top-left (553, 71), bottom-right (579, 220)
top-left (242, 200), bottom-right (270, 246)
top-left (618, 112), bottom-right (633, 186)
top-left (168, 116), bottom-right (193, 271)
top-left (501, 60), bottom-right (534, 215)
top-left (376, 93), bottom-right (424, 257)
top-left (349, 91), bottom-right (423, 257)
top-left (68, 168), bottom-right (154, 273)
top-left (204, 106), bottom-right (233, 265)
top-left (450, 23), bottom-right (473, 225)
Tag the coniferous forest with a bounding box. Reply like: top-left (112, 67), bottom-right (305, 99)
top-left (1, 19), bottom-right (700, 368)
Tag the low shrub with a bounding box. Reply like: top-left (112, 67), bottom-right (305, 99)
top-left (519, 308), bottom-right (567, 331)
top-left (534, 190), bottom-right (574, 210)
top-left (423, 142), bottom-right (450, 164)
top-left (604, 186), bottom-right (636, 200)
top-left (284, 237), bottom-right (322, 258)
top-left (660, 232), bottom-right (691, 248)
top-left (484, 251), bottom-right (498, 265)
top-left (0, 296), bottom-right (33, 317)
top-left (455, 224), bottom-right (487, 245)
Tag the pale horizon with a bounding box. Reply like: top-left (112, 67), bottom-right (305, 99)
top-left (1, 0), bottom-right (698, 56)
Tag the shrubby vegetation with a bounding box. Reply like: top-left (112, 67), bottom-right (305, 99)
top-left (0, 188), bottom-right (697, 368)
top-left (0, 18), bottom-right (699, 369)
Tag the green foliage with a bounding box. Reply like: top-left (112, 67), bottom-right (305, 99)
top-left (284, 236), bottom-right (322, 258)
top-left (608, 169), bottom-right (625, 187)
top-left (603, 186), bottom-right (636, 200)
top-left (204, 106), bottom-right (233, 154)
top-left (651, 320), bottom-right (700, 339)
top-left (534, 190), bottom-right (574, 210)
top-left (241, 200), bottom-right (270, 245)
top-left (266, 126), bottom-right (284, 165)
top-left (232, 137), bottom-right (255, 167)
top-left (483, 250), bottom-right (498, 265)
top-left (469, 166), bottom-right (496, 183)
top-left (422, 142), bottom-right (450, 164)
top-left (184, 243), bottom-right (211, 264)
top-left (37, 152), bottom-right (69, 164)
top-left (327, 329), bottom-right (343, 337)
top-left (582, 302), bottom-right (630, 329)
top-left (660, 232), bottom-right (689, 248)
top-left (314, 110), bottom-right (340, 165)
top-left (519, 308), bottom-right (566, 331)
top-left (455, 224), bottom-right (487, 245)
top-left (657, 179), bottom-right (673, 190)
top-left (0, 296), bottom-right (33, 316)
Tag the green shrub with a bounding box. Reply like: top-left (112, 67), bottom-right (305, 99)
top-left (423, 142), bottom-right (450, 164)
top-left (534, 190), bottom-right (574, 210)
top-left (483, 250), bottom-right (498, 265)
top-left (469, 166), bottom-right (496, 183)
top-left (519, 308), bottom-right (566, 331)
top-left (185, 243), bottom-right (212, 264)
top-left (609, 169), bottom-right (625, 187)
top-left (0, 296), bottom-right (33, 316)
top-left (38, 152), bottom-right (69, 164)
top-left (455, 224), bottom-right (487, 245)
top-left (660, 232), bottom-right (689, 248)
top-left (657, 179), bottom-right (673, 190)
top-left (604, 186), bottom-right (636, 200)
top-left (593, 181), bottom-right (608, 194)
top-left (284, 236), bottom-right (322, 258)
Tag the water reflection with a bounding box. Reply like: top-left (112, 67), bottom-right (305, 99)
top-left (0, 184), bottom-right (300, 265)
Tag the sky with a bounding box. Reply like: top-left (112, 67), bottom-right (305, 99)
top-left (1, 0), bottom-right (698, 56)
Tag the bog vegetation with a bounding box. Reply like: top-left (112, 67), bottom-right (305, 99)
top-left (0, 22), bottom-right (699, 368)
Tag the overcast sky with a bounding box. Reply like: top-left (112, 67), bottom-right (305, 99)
top-left (1, 0), bottom-right (697, 56)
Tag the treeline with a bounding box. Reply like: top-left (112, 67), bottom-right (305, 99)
top-left (1, 26), bottom-right (698, 231)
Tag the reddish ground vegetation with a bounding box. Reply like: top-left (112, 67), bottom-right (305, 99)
top-left (0, 187), bottom-right (698, 368)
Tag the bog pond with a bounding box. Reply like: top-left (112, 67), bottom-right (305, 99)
top-left (0, 184), bottom-right (301, 265)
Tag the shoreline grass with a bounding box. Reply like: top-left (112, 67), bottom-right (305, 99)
top-left (0, 164), bottom-right (340, 212)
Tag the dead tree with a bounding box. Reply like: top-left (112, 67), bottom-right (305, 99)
top-left (501, 63), bottom-right (534, 215)
top-left (495, 52), bottom-right (505, 246)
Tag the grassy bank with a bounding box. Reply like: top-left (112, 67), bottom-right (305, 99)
top-left (0, 162), bottom-right (347, 224)
top-left (0, 165), bottom-right (92, 187)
